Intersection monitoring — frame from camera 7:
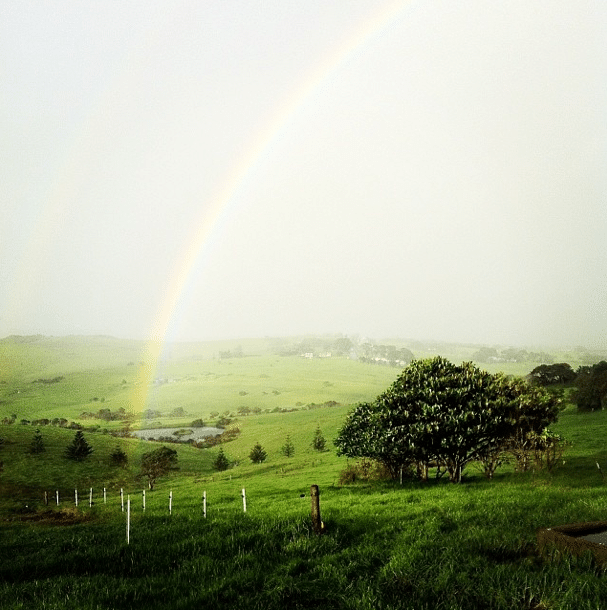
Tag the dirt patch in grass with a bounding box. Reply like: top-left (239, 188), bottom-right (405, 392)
top-left (11, 507), bottom-right (93, 526)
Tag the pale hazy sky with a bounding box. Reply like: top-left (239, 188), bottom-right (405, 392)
top-left (2, 1), bottom-right (606, 348)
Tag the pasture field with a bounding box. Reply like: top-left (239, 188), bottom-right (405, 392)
top-left (0, 335), bottom-right (401, 426)
top-left (2, 335), bottom-right (607, 609)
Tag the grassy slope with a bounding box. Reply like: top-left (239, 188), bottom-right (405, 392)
top-left (2, 336), bottom-right (607, 609)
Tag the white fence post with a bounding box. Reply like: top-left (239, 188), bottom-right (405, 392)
top-left (242, 488), bottom-right (246, 513)
top-left (169, 490), bottom-right (173, 515)
top-left (127, 495), bottom-right (130, 545)
top-left (203, 491), bottom-right (207, 518)
top-left (103, 487), bottom-right (107, 504)
top-left (89, 487), bottom-right (93, 507)
top-left (142, 489), bottom-right (146, 511)
top-left (121, 488), bottom-right (124, 512)
top-left (75, 489), bottom-right (78, 507)
top-left (56, 490), bottom-right (59, 506)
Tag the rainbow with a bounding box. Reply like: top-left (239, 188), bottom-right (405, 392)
top-left (9, 1), bottom-right (417, 411)
top-left (133, 0), bottom-right (418, 412)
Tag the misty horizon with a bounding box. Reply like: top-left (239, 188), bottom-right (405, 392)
top-left (2, 2), bottom-right (606, 350)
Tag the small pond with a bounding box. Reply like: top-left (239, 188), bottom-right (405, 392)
top-left (131, 427), bottom-right (224, 442)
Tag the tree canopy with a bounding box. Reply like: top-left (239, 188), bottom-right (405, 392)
top-left (140, 446), bottom-right (178, 489)
top-left (335, 357), bottom-right (559, 483)
top-left (573, 361), bottom-right (607, 411)
top-left (526, 363), bottom-right (576, 386)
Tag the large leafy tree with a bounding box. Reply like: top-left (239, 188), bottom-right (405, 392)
top-left (335, 357), bottom-right (559, 483)
top-left (140, 446), bottom-right (178, 489)
top-left (526, 363), bottom-right (576, 386)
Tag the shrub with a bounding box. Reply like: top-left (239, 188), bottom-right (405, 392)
top-left (338, 459), bottom-right (394, 485)
top-left (194, 426), bottom-right (241, 449)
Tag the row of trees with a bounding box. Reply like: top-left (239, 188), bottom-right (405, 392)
top-left (335, 357), bottom-right (560, 483)
top-left (23, 428), bottom-right (177, 490)
top-left (213, 427), bottom-right (326, 471)
top-left (527, 361), bottom-right (607, 412)
top-left (26, 429), bottom-right (96, 460)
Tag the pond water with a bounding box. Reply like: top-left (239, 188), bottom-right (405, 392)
top-left (131, 427), bottom-right (224, 442)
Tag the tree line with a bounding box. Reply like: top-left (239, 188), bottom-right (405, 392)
top-left (527, 361), bottom-right (607, 412)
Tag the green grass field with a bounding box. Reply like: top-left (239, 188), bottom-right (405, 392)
top-left (2, 336), bottom-right (607, 609)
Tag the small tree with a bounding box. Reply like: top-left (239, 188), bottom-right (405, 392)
top-left (312, 426), bottom-right (326, 452)
top-left (140, 446), bottom-right (178, 490)
top-left (110, 445), bottom-right (128, 468)
top-left (281, 434), bottom-right (295, 457)
top-left (249, 442), bottom-right (267, 464)
top-left (29, 429), bottom-right (45, 454)
top-left (213, 447), bottom-right (229, 471)
top-left (65, 430), bottom-right (93, 461)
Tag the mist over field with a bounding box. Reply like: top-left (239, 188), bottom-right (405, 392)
top-left (2, 1), bottom-right (606, 349)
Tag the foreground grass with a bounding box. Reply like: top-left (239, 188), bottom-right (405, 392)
top-left (3, 474), bottom-right (607, 610)
top-left (1, 406), bottom-right (607, 608)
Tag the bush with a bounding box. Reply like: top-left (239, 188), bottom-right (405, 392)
top-left (338, 459), bottom-right (394, 485)
top-left (194, 426), bottom-right (241, 449)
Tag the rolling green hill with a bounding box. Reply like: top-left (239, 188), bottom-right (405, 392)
top-left (2, 335), bottom-right (607, 609)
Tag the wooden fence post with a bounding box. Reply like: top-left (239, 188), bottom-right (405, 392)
top-left (310, 485), bottom-right (325, 534)
top-left (44, 491), bottom-right (48, 506)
